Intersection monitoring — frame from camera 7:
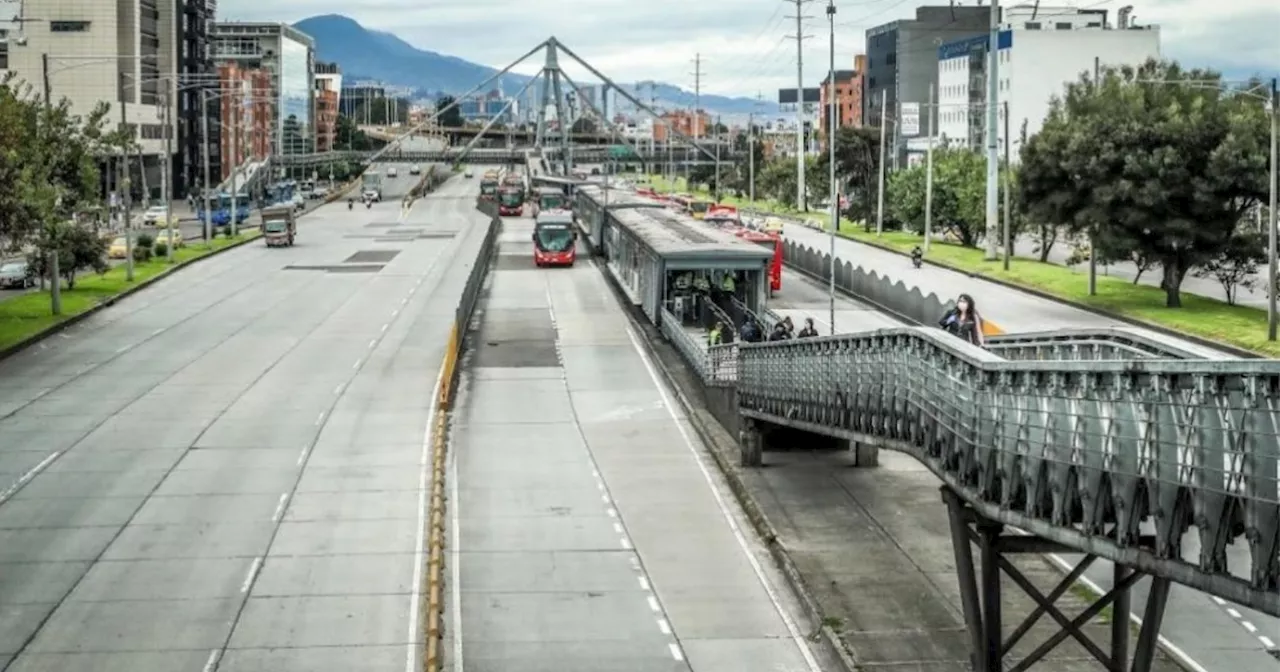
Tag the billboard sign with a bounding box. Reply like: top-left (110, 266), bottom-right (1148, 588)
top-left (900, 103), bottom-right (920, 136)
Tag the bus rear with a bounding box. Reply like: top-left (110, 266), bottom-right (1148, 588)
top-left (532, 213), bottom-right (577, 267)
top-left (737, 230), bottom-right (783, 295)
top-left (479, 179), bottom-right (500, 201)
top-left (535, 188), bottom-right (567, 214)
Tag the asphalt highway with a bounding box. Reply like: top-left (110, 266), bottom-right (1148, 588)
top-left (0, 162), bottom-right (488, 670)
top-left (443, 213), bottom-right (834, 672)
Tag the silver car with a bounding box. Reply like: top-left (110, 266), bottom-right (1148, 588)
top-left (0, 261), bottom-right (33, 289)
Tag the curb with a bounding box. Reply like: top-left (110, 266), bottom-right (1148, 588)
top-left (797, 221), bottom-right (1260, 359)
top-left (592, 261), bottom-right (862, 672)
top-left (0, 232), bottom-right (263, 363)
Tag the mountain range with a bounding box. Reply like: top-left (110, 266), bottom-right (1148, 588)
top-left (292, 15), bottom-right (770, 117)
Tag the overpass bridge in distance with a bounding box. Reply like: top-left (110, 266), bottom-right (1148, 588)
top-left (361, 123), bottom-right (619, 145)
top-left (274, 146), bottom-right (745, 167)
top-left (665, 298), bottom-right (1280, 671)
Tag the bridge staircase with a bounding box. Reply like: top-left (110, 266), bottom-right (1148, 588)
top-left (214, 158), bottom-right (270, 197)
top-left (655, 297), bottom-right (1280, 670)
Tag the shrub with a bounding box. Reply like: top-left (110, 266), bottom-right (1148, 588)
top-left (132, 245), bottom-right (151, 262)
top-left (153, 242), bottom-right (168, 257)
top-left (135, 232), bottom-right (154, 248)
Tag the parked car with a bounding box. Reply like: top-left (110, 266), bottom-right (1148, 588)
top-left (152, 229), bottom-right (185, 249)
top-left (291, 194), bottom-right (306, 211)
top-left (0, 261), bottom-right (33, 289)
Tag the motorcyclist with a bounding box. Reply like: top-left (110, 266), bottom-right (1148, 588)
top-left (911, 246), bottom-right (923, 268)
top-left (348, 197), bottom-right (353, 210)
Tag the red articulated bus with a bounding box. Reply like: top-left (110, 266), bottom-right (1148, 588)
top-left (533, 211), bottom-right (577, 267)
top-left (733, 228), bottom-right (783, 295)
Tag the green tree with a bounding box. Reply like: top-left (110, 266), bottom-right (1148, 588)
top-left (886, 146), bottom-right (985, 246)
top-left (1193, 229), bottom-right (1266, 305)
top-left (26, 223), bottom-right (108, 289)
top-left (1019, 59), bottom-right (1270, 307)
top-left (832, 126), bottom-right (881, 230)
top-left (436, 95), bottom-right (463, 128)
top-left (334, 115), bottom-right (374, 151)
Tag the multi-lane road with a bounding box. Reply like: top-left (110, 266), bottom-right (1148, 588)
top-left (774, 227), bottom-right (1278, 672)
top-left (0, 160), bottom-right (484, 670)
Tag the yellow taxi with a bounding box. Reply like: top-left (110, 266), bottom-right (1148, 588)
top-left (108, 236), bottom-right (131, 259)
top-left (152, 229), bottom-right (185, 249)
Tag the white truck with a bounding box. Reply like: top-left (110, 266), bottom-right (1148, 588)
top-left (361, 171), bottom-right (384, 202)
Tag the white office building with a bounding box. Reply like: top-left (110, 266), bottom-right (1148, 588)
top-left (0, 0), bottom-right (180, 161)
top-left (934, 5), bottom-right (1160, 160)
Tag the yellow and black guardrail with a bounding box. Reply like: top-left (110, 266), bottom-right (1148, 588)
top-left (420, 200), bottom-right (503, 671)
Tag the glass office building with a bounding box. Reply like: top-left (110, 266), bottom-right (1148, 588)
top-left (278, 35), bottom-right (313, 155)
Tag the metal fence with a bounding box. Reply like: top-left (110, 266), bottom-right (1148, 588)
top-left (735, 326), bottom-right (1280, 614)
top-left (659, 305), bottom-right (710, 379)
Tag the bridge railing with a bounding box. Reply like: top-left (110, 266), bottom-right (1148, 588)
top-left (734, 326), bottom-right (1280, 614)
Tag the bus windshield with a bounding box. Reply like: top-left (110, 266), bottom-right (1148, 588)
top-left (689, 201), bottom-right (711, 214)
top-left (480, 181), bottom-right (498, 195)
top-left (499, 190), bottom-right (522, 206)
top-left (264, 220), bottom-right (288, 233)
top-left (539, 192), bottom-right (565, 210)
top-left (535, 224), bottom-right (575, 252)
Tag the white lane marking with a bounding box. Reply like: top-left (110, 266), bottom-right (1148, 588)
top-left (621, 537), bottom-right (632, 550)
top-left (612, 522), bottom-right (623, 534)
top-left (591, 468), bottom-right (599, 478)
top-left (408, 360), bottom-right (447, 672)
top-left (202, 649), bottom-right (221, 672)
top-left (0, 452), bottom-right (61, 503)
top-left (657, 618), bottom-right (671, 635)
top-left (381, 323), bottom-right (389, 333)
top-left (450, 395), bottom-right (464, 672)
top-left (392, 309), bottom-right (400, 318)
top-left (647, 596), bottom-right (661, 612)
top-left (368, 339), bottom-right (377, 349)
top-left (596, 481), bottom-right (605, 491)
top-left (1041, 555), bottom-right (1211, 672)
top-left (353, 358), bottom-right (362, 369)
top-left (1228, 608), bottom-right (1242, 619)
top-left (638, 576), bottom-right (650, 591)
top-left (296, 445), bottom-right (309, 466)
top-left (668, 643), bottom-right (684, 661)
top-left (1213, 597), bottom-right (1227, 605)
top-left (334, 383), bottom-right (345, 395)
top-left (115, 345), bottom-right (131, 354)
top-left (1243, 621), bottom-right (1258, 633)
top-left (401, 297), bottom-right (409, 305)
top-left (152, 328), bottom-right (165, 336)
top-left (623, 323), bottom-right (824, 672)
top-left (606, 507), bottom-right (617, 518)
top-left (1261, 635), bottom-right (1276, 649)
top-left (315, 411), bottom-right (325, 426)
top-left (240, 557), bottom-right (262, 593)
top-left (600, 494), bottom-right (609, 504)
top-left (272, 493), bottom-right (288, 522)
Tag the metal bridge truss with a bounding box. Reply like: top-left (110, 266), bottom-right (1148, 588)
top-left (274, 147), bottom-right (744, 168)
top-left (658, 319), bottom-right (1280, 668)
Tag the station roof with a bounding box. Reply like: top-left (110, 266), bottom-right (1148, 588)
top-left (576, 185), bottom-right (669, 210)
top-left (609, 207), bottom-right (774, 263)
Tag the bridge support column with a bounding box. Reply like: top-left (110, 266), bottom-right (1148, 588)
top-left (739, 419), bottom-right (763, 467)
top-left (942, 487), bottom-right (1172, 672)
top-left (846, 440), bottom-right (878, 467)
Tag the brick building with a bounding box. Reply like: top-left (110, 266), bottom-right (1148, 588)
top-left (217, 63), bottom-right (272, 182)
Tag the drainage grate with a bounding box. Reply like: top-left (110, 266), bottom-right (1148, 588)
top-left (344, 250), bottom-right (400, 264)
top-left (285, 264), bottom-right (385, 273)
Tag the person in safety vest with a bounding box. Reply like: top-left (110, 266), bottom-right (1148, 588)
top-left (708, 322), bottom-right (724, 346)
top-left (720, 271), bottom-right (736, 295)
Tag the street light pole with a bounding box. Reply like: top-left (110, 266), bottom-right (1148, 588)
top-left (160, 86), bottom-right (173, 263)
top-left (1002, 100), bottom-right (1011, 271)
top-left (827, 0), bottom-right (837, 335)
top-left (983, 0), bottom-right (1001, 261)
top-left (201, 90), bottom-right (212, 243)
top-left (924, 84), bottom-right (934, 254)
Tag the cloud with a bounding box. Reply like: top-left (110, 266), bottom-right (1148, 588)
top-left (217, 0), bottom-right (1279, 97)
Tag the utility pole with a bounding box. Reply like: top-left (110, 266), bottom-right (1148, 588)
top-left (875, 92), bottom-right (887, 235)
top-left (1088, 56), bottom-right (1100, 296)
top-left (118, 71), bottom-right (135, 282)
top-left (787, 0), bottom-right (811, 210)
top-left (749, 101), bottom-right (757, 202)
top-left (714, 114), bottom-right (721, 200)
top-left (41, 53), bottom-right (61, 315)
top-left (983, 0), bottom-right (1001, 261)
top-left (924, 84), bottom-right (934, 253)
top-left (826, 0), bottom-right (837, 335)
top-left (1268, 77), bottom-right (1278, 340)
top-left (690, 54), bottom-right (702, 140)
top-left (160, 86), bottom-right (173, 263)
top-left (1002, 101), bottom-right (1011, 271)
top-left (201, 90), bottom-right (212, 243)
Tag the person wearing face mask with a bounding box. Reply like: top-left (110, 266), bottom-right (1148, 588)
top-left (938, 293), bottom-right (985, 347)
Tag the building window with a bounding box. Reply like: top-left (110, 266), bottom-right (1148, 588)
top-left (50, 21), bottom-right (90, 32)
top-left (1056, 22), bottom-right (1073, 29)
top-left (1024, 21), bottom-right (1041, 29)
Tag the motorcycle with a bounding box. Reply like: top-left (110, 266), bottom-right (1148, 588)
top-left (910, 248), bottom-right (923, 269)
top-left (366, 201), bottom-right (372, 209)
top-left (347, 199), bottom-right (353, 210)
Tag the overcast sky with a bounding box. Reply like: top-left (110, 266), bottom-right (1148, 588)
top-left (218, 0), bottom-right (1278, 98)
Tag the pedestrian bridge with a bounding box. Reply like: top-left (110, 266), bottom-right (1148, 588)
top-left (274, 146), bottom-right (746, 167)
top-left (660, 314), bottom-right (1280, 670)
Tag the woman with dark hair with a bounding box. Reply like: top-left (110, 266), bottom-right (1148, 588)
top-left (938, 293), bottom-right (985, 347)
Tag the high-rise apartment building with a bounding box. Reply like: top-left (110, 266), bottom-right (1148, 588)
top-left (314, 62), bottom-right (342, 152)
top-left (211, 21), bottom-right (315, 159)
top-left (177, 0), bottom-right (215, 197)
top-left (1, 0), bottom-right (183, 201)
